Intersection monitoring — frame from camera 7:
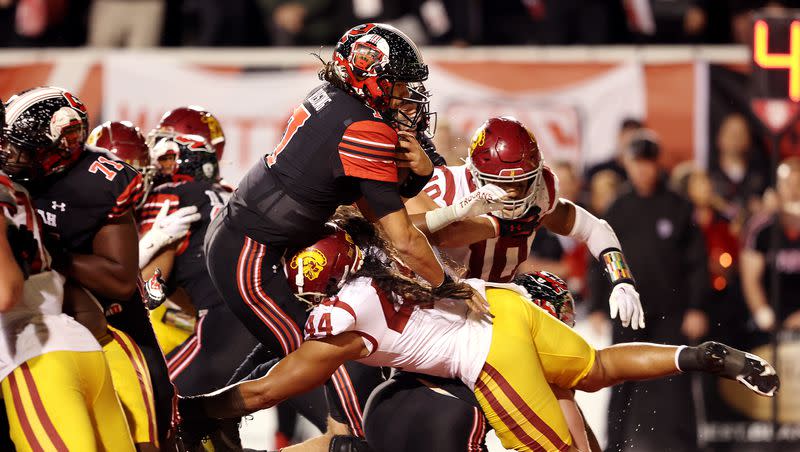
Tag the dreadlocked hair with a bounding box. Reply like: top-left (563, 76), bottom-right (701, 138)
top-left (314, 52), bottom-right (351, 93)
top-left (330, 207), bottom-right (474, 304)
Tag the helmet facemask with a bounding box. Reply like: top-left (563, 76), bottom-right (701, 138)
top-left (388, 82), bottom-right (436, 137)
top-left (0, 140), bottom-right (46, 183)
top-left (468, 157), bottom-right (543, 220)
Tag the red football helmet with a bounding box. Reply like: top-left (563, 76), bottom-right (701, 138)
top-left (87, 121), bottom-right (149, 170)
top-left (464, 116), bottom-right (544, 219)
top-left (286, 226), bottom-right (364, 302)
top-left (146, 106), bottom-right (225, 160)
top-left (87, 120), bottom-right (154, 206)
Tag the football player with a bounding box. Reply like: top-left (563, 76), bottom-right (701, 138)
top-left (180, 222), bottom-right (779, 452)
top-left (5, 87), bottom-right (175, 449)
top-left (0, 99), bottom-right (135, 450)
top-left (87, 120), bottom-right (200, 356)
top-left (408, 116), bottom-right (644, 330)
top-left (202, 23), bottom-right (471, 447)
top-left (136, 128), bottom-right (261, 397)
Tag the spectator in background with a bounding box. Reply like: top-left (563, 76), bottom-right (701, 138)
top-left (177, 0), bottom-right (266, 46)
top-left (258, 0), bottom-right (352, 45)
top-left (589, 130), bottom-right (710, 451)
top-left (585, 117), bottom-right (642, 184)
top-left (674, 163), bottom-right (750, 346)
top-left (741, 157), bottom-right (800, 333)
top-left (88, 0), bottom-right (164, 47)
top-left (519, 160), bottom-right (589, 299)
top-left (588, 169), bottom-right (622, 217)
top-left (709, 113), bottom-right (769, 224)
top-left (0, 0), bottom-right (88, 46)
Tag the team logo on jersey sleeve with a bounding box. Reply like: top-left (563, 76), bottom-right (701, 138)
top-left (289, 248), bottom-right (328, 281)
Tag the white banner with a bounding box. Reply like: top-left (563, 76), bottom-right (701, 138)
top-left (426, 62), bottom-right (646, 170)
top-left (104, 55), bottom-right (645, 184)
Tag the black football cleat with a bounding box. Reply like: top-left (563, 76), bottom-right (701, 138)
top-left (699, 341), bottom-right (780, 397)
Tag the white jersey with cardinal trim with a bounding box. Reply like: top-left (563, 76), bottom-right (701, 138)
top-left (421, 164), bottom-right (559, 282)
top-left (304, 276), bottom-right (512, 390)
top-left (0, 171), bottom-right (100, 381)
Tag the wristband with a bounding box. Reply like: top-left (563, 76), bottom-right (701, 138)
top-left (424, 205), bottom-right (458, 233)
top-left (599, 247), bottom-right (635, 286)
top-left (399, 171), bottom-right (433, 199)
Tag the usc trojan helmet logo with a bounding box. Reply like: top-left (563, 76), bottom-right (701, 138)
top-left (468, 127), bottom-right (486, 155)
top-left (201, 114), bottom-right (224, 144)
top-left (289, 248), bottom-right (328, 281)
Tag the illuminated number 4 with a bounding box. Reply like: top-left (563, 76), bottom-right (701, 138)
top-left (304, 312), bottom-right (333, 337)
top-left (753, 19), bottom-right (800, 101)
top-left (89, 156), bottom-right (125, 181)
top-left (266, 104), bottom-right (311, 167)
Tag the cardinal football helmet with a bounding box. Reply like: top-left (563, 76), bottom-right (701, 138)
top-left (513, 271), bottom-right (576, 327)
top-left (87, 121), bottom-right (155, 206)
top-left (286, 226), bottom-right (364, 302)
top-left (465, 117), bottom-right (544, 219)
top-left (146, 106), bottom-right (225, 160)
top-left (2, 87), bottom-right (89, 182)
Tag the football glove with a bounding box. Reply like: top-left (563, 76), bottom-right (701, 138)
top-left (139, 203), bottom-right (201, 269)
top-left (425, 184), bottom-right (506, 233)
top-left (144, 268), bottom-right (167, 310)
top-left (609, 282), bottom-right (646, 330)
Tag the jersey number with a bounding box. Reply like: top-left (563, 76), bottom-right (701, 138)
top-left (305, 312), bottom-right (333, 337)
top-left (422, 174), bottom-right (441, 200)
top-left (89, 156), bottom-right (125, 181)
top-left (266, 104), bottom-right (311, 167)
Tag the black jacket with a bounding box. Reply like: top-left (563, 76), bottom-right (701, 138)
top-left (589, 182), bottom-right (710, 319)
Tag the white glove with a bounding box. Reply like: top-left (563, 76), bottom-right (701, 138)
top-left (138, 203), bottom-right (201, 269)
top-left (425, 184), bottom-right (507, 233)
top-left (609, 283), bottom-right (645, 330)
top-left (753, 305), bottom-right (776, 331)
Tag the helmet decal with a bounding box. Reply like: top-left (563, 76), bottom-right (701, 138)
top-left (469, 128), bottom-right (487, 154)
top-left (48, 106), bottom-right (84, 143)
top-left (290, 248), bottom-right (328, 282)
top-left (201, 114), bottom-right (224, 145)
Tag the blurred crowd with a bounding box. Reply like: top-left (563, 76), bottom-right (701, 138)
top-left (3, 0), bottom-right (800, 47)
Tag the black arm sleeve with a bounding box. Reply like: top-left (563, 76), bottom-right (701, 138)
top-left (360, 179), bottom-right (405, 219)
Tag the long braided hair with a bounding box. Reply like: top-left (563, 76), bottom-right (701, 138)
top-left (330, 208), bottom-right (473, 304)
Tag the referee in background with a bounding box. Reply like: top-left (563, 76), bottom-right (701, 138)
top-left (589, 130), bottom-right (711, 451)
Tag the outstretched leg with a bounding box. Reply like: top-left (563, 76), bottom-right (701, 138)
top-left (575, 341), bottom-right (779, 397)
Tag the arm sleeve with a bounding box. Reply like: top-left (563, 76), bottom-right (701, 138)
top-left (338, 120), bottom-right (399, 183)
top-left (360, 179), bottom-right (404, 220)
top-left (108, 170), bottom-right (144, 219)
top-left (681, 203), bottom-right (711, 311)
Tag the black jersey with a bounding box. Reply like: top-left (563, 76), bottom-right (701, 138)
top-left (33, 145), bottom-right (144, 254)
top-left (228, 83), bottom-right (404, 247)
top-left (746, 215), bottom-right (800, 319)
top-left (138, 179), bottom-right (228, 310)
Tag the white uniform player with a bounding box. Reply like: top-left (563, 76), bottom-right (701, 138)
top-left (304, 276), bottom-right (498, 389)
top-left (0, 171), bottom-right (100, 379)
top-left (421, 164), bottom-right (559, 282)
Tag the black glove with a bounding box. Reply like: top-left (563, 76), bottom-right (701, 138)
top-left (6, 224), bottom-right (38, 278)
top-left (418, 133), bottom-right (446, 167)
top-left (144, 268), bottom-right (168, 310)
top-left (497, 215), bottom-right (539, 238)
top-left (177, 396), bottom-right (219, 449)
